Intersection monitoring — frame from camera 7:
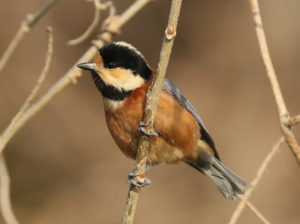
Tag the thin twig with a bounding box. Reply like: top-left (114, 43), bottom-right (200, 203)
top-left (0, 0), bottom-right (151, 154)
top-left (0, 27), bottom-right (54, 153)
top-left (67, 0), bottom-right (114, 46)
top-left (228, 137), bottom-right (284, 224)
top-left (0, 0), bottom-right (58, 73)
top-left (249, 0), bottom-right (300, 164)
top-left (121, 0), bottom-right (182, 223)
top-left (0, 156), bottom-right (19, 224)
top-left (249, 0), bottom-right (287, 117)
top-left (237, 196), bottom-right (271, 224)
top-left (14, 27), bottom-right (53, 123)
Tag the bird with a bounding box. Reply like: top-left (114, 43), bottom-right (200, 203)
top-left (77, 41), bottom-right (246, 200)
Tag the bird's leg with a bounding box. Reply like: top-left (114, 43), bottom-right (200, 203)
top-left (127, 165), bottom-right (153, 187)
top-left (138, 121), bottom-right (159, 137)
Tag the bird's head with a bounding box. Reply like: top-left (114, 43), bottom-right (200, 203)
top-left (77, 42), bottom-right (152, 101)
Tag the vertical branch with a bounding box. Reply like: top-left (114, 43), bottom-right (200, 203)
top-left (0, 0), bottom-right (58, 73)
top-left (228, 137), bottom-right (284, 224)
top-left (249, 0), bottom-right (287, 117)
top-left (121, 0), bottom-right (183, 223)
top-left (249, 0), bottom-right (300, 164)
top-left (0, 156), bottom-right (19, 224)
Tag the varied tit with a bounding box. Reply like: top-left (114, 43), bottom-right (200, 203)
top-left (77, 41), bottom-right (246, 200)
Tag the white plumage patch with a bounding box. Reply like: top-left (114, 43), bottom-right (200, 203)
top-left (95, 62), bottom-right (145, 92)
top-left (114, 42), bottom-right (144, 58)
top-left (103, 97), bottom-right (124, 112)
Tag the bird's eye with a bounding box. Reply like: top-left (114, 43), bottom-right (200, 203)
top-left (107, 62), bottom-right (117, 69)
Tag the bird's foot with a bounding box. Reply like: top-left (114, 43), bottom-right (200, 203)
top-left (128, 170), bottom-right (151, 187)
top-left (138, 121), bottom-right (159, 137)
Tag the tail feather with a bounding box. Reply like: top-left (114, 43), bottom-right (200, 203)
top-left (187, 158), bottom-right (247, 200)
top-left (201, 166), bottom-right (237, 200)
top-left (212, 157), bottom-right (246, 194)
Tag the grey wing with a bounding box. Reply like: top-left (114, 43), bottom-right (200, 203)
top-left (162, 79), bottom-right (207, 130)
top-left (162, 79), bottom-right (219, 159)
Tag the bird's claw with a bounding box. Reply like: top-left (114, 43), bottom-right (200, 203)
top-left (128, 171), bottom-right (151, 187)
top-left (138, 121), bottom-right (159, 137)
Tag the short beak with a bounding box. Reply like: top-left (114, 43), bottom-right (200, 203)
top-left (77, 62), bottom-right (96, 71)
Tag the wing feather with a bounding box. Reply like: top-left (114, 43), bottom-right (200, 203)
top-left (162, 79), bottom-right (220, 159)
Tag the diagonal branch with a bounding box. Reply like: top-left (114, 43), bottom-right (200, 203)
top-left (121, 0), bottom-right (182, 223)
top-left (0, 0), bottom-right (58, 73)
top-left (0, 27), bottom-right (54, 153)
top-left (249, 0), bottom-right (300, 164)
top-left (0, 0), bottom-right (152, 155)
top-left (238, 196), bottom-right (271, 224)
top-left (228, 137), bottom-right (284, 224)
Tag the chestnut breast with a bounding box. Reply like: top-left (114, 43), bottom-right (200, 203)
top-left (105, 84), bottom-right (201, 164)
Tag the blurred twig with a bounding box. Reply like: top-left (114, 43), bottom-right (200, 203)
top-left (121, 0), bottom-right (182, 223)
top-left (249, 0), bottom-right (300, 164)
top-left (238, 196), bottom-right (271, 224)
top-left (0, 27), bottom-right (54, 153)
top-left (0, 0), bottom-right (151, 155)
top-left (228, 137), bottom-right (284, 224)
top-left (67, 0), bottom-right (114, 46)
top-left (0, 0), bottom-right (58, 73)
top-left (0, 156), bottom-right (19, 224)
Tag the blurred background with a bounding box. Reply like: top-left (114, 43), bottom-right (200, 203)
top-left (0, 0), bottom-right (300, 223)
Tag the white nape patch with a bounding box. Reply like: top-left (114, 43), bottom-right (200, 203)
top-left (114, 42), bottom-right (144, 58)
top-left (103, 97), bottom-right (124, 112)
top-left (114, 41), bottom-right (151, 67)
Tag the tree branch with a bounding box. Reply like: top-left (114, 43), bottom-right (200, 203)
top-left (0, 0), bottom-right (151, 155)
top-left (121, 0), bottom-right (182, 223)
top-left (0, 156), bottom-right (19, 224)
top-left (249, 0), bottom-right (300, 164)
top-left (0, 0), bottom-right (58, 73)
top-left (238, 196), bottom-right (271, 224)
top-left (0, 27), bottom-right (54, 153)
top-left (67, 0), bottom-right (115, 46)
top-left (228, 137), bottom-right (284, 224)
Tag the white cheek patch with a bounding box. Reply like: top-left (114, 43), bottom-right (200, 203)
top-left (118, 74), bottom-right (145, 91)
top-left (98, 68), bottom-right (145, 92)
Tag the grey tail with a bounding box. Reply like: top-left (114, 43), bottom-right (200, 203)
top-left (188, 157), bottom-right (247, 200)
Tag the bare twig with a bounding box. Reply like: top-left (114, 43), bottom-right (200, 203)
top-left (0, 0), bottom-right (58, 73)
top-left (14, 27), bottom-right (53, 123)
top-left (228, 137), bottom-right (284, 224)
top-left (0, 156), bottom-right (19, 224)
top-left (238, 196), bottom-right (271, 224)
top-left (121, 1), bottom-right (182, 223)
top-left (0, 27), bottom-right (54, 153)
top-left (0, 0), bottom-right (151, 154)
top-left (67, 0), bottom-right (114, 46)
top-left (249, 0), bottom-right (300, 164)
